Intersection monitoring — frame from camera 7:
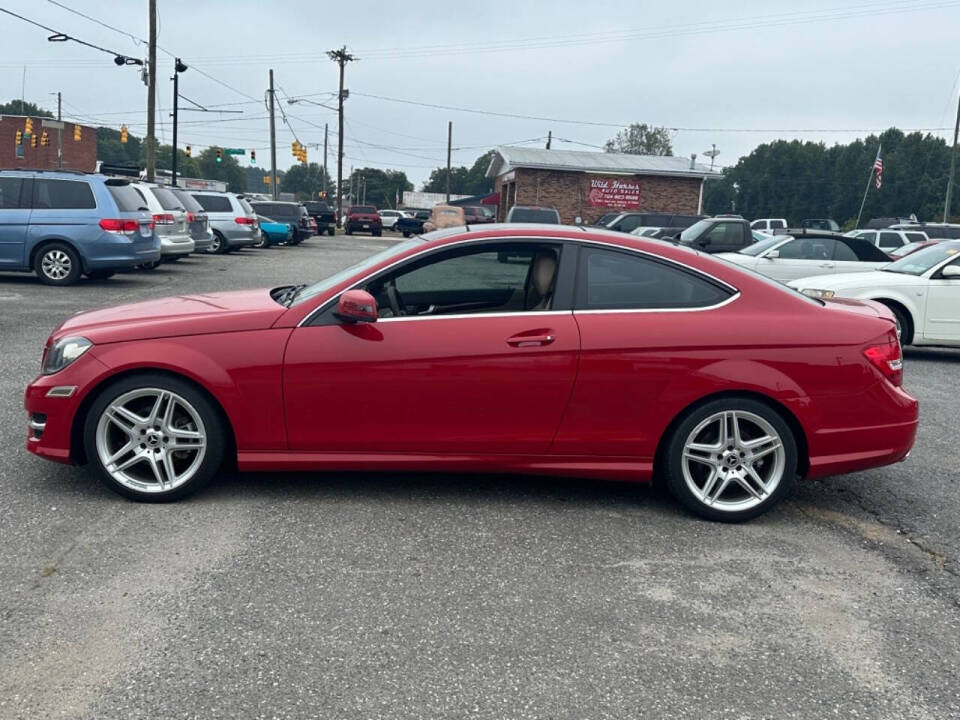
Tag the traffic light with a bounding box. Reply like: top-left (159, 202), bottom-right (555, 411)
top-left (250, 149), bottom-right (256, 164)
top-left (216, 147), bottom-right (223, 163)
top-left (40, 130), bottom-right (49, 147)
top-left (30, 134), bottom-right (37, 148)
top-left (24, 117), bottom-right (33, 134)
top-left (184, 145), bottom-right (191, 157)
top-left (73, 125), bottom-right (81, 142)
top-left (15, 130), bottom-right (22, 145)
top-left (318, 191), bottom-right (326, 199)
top-left (291, 140), bottom-right (299, 157)
top-left (120, 125), bottom-right (128, 144)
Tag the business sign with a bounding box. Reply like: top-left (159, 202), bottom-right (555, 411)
top-left (587, 177), bottom-right (642, 208)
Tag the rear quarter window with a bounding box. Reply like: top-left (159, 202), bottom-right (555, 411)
top-left (149, 186), bottom-right (184, 211)
top-left (33, 179), bottom-right (96, 210)
top-left (192, 194), bottom-right (232, 213)
top-left (846, 239), bottom-right (892, 261)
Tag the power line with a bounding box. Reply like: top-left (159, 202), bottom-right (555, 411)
top-left (0, 6), bottom-right (143, 64)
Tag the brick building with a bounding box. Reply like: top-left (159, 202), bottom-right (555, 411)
top-left (0, 115), bottom-right (97, 172)
top-left (486, 146), bottom-right (721, 224)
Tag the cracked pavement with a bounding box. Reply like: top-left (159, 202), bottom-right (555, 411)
top-left (1, 235), bottom-right (958, 719)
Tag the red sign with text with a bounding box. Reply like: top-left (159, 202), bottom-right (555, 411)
top-left (587, 178), bottom-right (642, 208)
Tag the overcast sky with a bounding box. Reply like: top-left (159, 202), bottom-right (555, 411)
top-left (2, 0), bottom-right (959, 186)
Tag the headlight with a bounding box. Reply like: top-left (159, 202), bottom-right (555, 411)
top-left (800, 288), bottom-right (836, 299)
top-left (42, 336), bottom-right (92, 375)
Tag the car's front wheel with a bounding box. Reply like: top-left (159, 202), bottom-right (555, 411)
top-left (83, 374), bottom-right (226, 502)
top-left (208, 231), bottom-right (229, 254)
top-left (663, 398), bottom-right (796, 522)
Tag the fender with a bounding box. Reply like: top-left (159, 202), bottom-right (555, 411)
top-left (89, 329), bottom-right (291, 451)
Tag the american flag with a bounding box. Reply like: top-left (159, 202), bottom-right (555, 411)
top-left (873, 153), bottom-right (883, 190)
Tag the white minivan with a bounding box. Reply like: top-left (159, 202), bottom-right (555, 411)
top-left (130, 182), bottom-right (195, 261)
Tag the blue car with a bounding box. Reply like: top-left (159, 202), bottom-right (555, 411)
top-left (0, 170), bottom-right (160, 285)
top-left (256, 215), bottom-right (293, 247)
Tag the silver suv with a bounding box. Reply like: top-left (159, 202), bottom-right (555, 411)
top-left (188, 191), bottom-right (260, 254)
top-left (130, 182), bottom-right (194, 260)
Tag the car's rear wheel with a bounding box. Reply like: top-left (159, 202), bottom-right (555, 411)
top-left (403, 231), bottom-right (411, 238)
top-left (253, 232), bottom-right (268, 249)
top-left (327, 227), bottom-right (335, 236)
top-left (664, 398), bottom-right (796, 522)
top-left (34, 242), bottom-right (82, 286)
top-left (374, 229), bottom-right (382, 237)
top-left (83, 374), bottom-right (226, 502)
top-left (886, 303), bottom-right (913, 346)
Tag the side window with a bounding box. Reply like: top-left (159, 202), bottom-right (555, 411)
top-left (617, 215), bottom-right (643, 232)
top-left (368, 244), bottom-right (561, 317)
top-left (833, 241), bottom-right (858, 261)
top-left (577, 248), bottom-right (732, 310)
top-left (878, 232), bottom-right (902, 249)
top-left (193, 194), bottom-right (231, 212)
top-left (750, 220), bottom-right (764, 229)
top-left (33, 179), bottom-right (96, 210)
top-left (0, 177), bottom-right (24, 209)
top-left (772, 220), bottom-right (786, 229)
top-left (904, 232), bottom-right (927, 243)
top-left (703, 223), bottom-right (731, 244)
top-left (857, 231), bottom-right (877, 243)
top-left (777, 238), bottom-right (835, 260)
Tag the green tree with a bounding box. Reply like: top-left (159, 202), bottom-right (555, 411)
top-left (0, 99), bottom-right (54, 117)
top-left (281, 163), bottom-right (333, 199)
top-left (421, 150), bottom-right (495, 195)
top-left (153, 144), bottom-right (201, 178)
top-left (346, 167), bottom-right (413, 208)
top-left (97, 126), bottom-right (142, 166)
top-left (604, 123), bottom-right (673, 156)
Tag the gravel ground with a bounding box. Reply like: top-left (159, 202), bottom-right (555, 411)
top-left (1, 234), bottom-right (958, 720)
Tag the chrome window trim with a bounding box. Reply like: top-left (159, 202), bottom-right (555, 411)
top-left (379, 310), bottom-right (570, 324)
top-left (574, 292), bottom-right (741, 315)
top-left (297, 235), bottom-right (740, 327)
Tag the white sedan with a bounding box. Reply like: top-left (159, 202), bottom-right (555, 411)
top-left (378, 210), bottom-right (409, 229)
top-left (789, 240), bottom-right (960, 346)
top-left (717, 234), bottom-right (892, 283)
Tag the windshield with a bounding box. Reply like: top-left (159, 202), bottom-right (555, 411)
top-left (291, 240), bottom-right (422, 306)
top-left (883, 240), bottom-right (960, 275)
top-left (678, 218), bottom-right (714, 242)
top-left (740, 236), bottom-right (787, 256)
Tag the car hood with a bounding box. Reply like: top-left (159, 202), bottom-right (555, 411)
top-left (788, 269), bottom-right (922, 291)
top-left (715, 252), bottom-right (753, 263)
top-left (51, 288), bottom-right (287, 345)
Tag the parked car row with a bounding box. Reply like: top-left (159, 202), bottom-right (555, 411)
top-left (0, 169), bottom-right (333, 286)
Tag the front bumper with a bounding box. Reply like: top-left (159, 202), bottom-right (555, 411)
top-left (24, 352), bottom-right (112, 465)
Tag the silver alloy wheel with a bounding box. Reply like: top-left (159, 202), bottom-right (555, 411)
top-left (208, 235), bottom-right (221, 253)
top-left (681, 410), bottom-right (786, 513)
top-left (95, 388), bottom-right (207, 494)
top-left (41, 249), bottom-right (72, 280)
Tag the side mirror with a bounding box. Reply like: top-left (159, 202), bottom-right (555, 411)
top-left (765, 249), bottom-right (780, 259)
top-left (941, 265), bottom-right (960, 279)
top-left (334, 289), bottom-right (377, 323)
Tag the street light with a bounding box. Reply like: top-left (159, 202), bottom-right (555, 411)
top-left (171, 58), bottom-right (188, 185)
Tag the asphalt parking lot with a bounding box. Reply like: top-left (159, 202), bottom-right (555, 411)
top-left (1, 235), bottom-right (959, 719)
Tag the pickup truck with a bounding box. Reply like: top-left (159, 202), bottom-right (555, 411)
top-left (395, 209), bottom-right (431, 237)
top-left (302, 201), bottom-right (337, 236)
top-left (673, 217), bottom-right (755, 254)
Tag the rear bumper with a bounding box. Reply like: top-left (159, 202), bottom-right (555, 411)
top-left (192, 230), bottom-right (214, 252)
top-left (159, 233), bottom-right (196, 256)
top-left (805, 383), bottom-right (918, 479)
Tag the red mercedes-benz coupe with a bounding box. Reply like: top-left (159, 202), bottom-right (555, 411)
top-left (25, 224), bottom-right (918, 521)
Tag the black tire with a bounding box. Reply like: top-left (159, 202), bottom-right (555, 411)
top-left (289, 229), bottom-right (302, 246)
top-left (345, 226), bottom-right (353, 235)
top-left (885, 303), bottom-right (913, 346)
top-left (663, 397), bottom-right (797, 522)
top-left (86, 270), bottom-right (115, 280)
top-left (253, 232), bottom-right (268, 249)
top-left (402, 231), bottom-right (411, 238)
top-left (83, 373), bottom-right (227, 502)
top-left (374, 229), bottom-right (382, 237)
top-left (34, 242), bottom-right (82, 286)
top-left (328, 227), bottom-right (335, 236)
top-left (209, 231), bottom-right (229, 255)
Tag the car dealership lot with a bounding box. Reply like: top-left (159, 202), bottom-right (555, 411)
top-left (2, 239), bottom-right (959, 719)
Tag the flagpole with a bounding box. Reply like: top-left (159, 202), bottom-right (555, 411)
top-left (856, 143), bottom-right (881, 229)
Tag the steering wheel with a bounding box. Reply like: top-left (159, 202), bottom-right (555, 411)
top-left (385, 280), bottom-right (406, 317)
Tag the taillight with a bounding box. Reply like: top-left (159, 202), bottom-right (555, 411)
top-left (153, 213), bottom-right (175, 225)
top-left (99, 218), bottom-right (141, 234)
top-left (234, 216), bottom-right (255, 225)
top-left (863, 335), bottom-right (903, 387)
top-left (186, 211), bottom-right (195, 222)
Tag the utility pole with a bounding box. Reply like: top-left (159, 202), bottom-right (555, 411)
top-left (56, 91), bottom-right (62, 169)
top-left (445, 120), bottom-right (452, 203)
top-left (944, 93), bottom-right (960, 222)
top-left (171, 60), bottom-right (179, 185)
top-left (361, 176), bottom-right (366, 204)
top-left (323, 122), bottom-right (328, 198)
top-left (546, 130), bottom-right (551, 150)
top-left (145, 0), bottom-right (157, 182)
top-left (268, 69), bottom-right (278, 200)
top-left (328, 46), bottom-right (356, 224)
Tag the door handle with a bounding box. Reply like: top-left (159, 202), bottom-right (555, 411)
top-left (819, 262), bottom-right (835, 268)
top-left (507, 333), bottom-right (555, 348)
